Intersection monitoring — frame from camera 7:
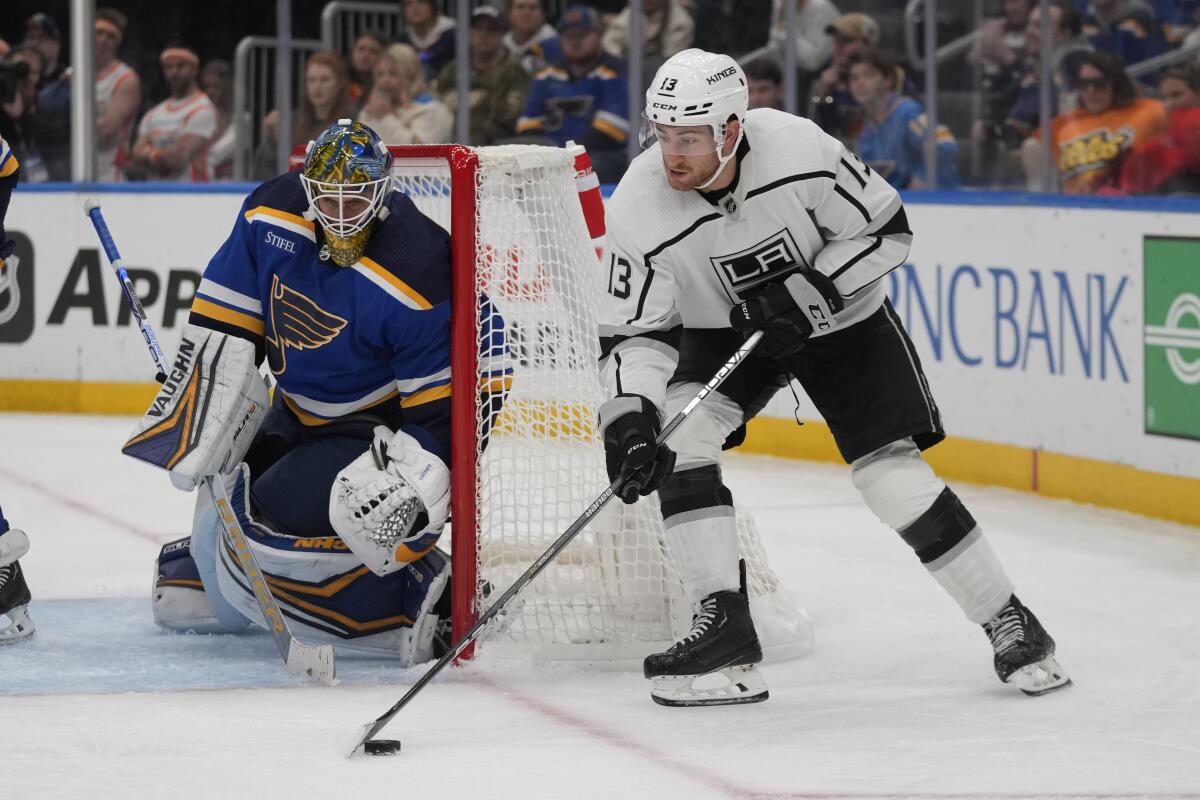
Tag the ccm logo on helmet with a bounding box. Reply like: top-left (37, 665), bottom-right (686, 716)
top-left (706, 66), bottom-right (738, 85)
top-left (651, 102), bottom-right (678, 111)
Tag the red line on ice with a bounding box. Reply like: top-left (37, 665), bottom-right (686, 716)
top-left (0, 465), bottom-right (166, 544)
top-left (470, 673), bottom-right (1197, 800)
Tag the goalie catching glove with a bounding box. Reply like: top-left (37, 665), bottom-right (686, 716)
top-left (329, 426), bottom-right (450, 576)
top-left (122, 324), bottom-right (268, 490)
top-left (729, 269), bottom-right (844, 359)
top-left (599, 394), bottom-right (677, 504)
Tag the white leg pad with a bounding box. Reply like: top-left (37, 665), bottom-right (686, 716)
top-left (663, 509), bottom-right (740, 606)
top-left (851, 439), bottom-right (1013, 624)
top-left (926, 530), bottom-right (1014, 624)
top-left (0, 528), bottom-right (30, 568)
top-left (664, 382), bottom-right (744, 470)
top-left (850, 438), bottom-right (945, 530)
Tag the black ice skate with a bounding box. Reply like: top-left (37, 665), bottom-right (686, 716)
top-left (0, 532), bottom-right (36, 644)
top-left (644, 564), bottom-right (767, 707)
top-left (983, 594), bottom-right (1071, 696)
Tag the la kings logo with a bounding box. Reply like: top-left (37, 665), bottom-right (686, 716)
top-left (711, 228), bottom-right (806, 297)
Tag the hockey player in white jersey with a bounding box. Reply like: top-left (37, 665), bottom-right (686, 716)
top-left (598, 49), bottom-right (1071, 706)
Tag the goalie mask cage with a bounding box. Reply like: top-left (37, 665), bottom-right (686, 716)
top-left (388, 144), bottom-right (813, 662)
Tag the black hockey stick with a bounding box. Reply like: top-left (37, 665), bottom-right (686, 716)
top-left (348, 330), bottom-right (765, 757)
top-left (84, 199), bottom-right (336, 684)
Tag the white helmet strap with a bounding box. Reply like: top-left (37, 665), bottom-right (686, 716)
top-left (694, 119), bottom-right (744, 191)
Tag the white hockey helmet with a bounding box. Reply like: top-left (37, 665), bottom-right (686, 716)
top-left (642, 49), bottom-right (748, 188)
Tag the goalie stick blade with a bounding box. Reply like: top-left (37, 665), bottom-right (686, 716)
top-left (287, 640), bottom-right (336, 684)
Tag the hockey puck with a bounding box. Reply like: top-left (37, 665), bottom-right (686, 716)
top-left (363, 739), bottom-right (402, 756)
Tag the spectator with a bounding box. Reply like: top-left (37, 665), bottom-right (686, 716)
top-left (768, 0), bottom-right (842, 75)
top-left (1080, 0), bottom-right (1166, 65)
top-left (516, 5), bottom-right (628, 181)
top-left (848, 48), bottom-right (960, 190)
top-left (24, 14), bottom-right (70, 181)
top-left (692, 0), bottom-right (774, 57)
top-left (504, 0), bottom-right (562, 74)
top-left (435, 7), bottom-right (530, 146)
top-left (1119, 63), bottom-right (1200, 193)
top-left (603, 0), bottom-right (695, 79)
top-left (23, 13), bottom-right (65, 84)
top-left (257, 50), bottom-right (355, 179)
top-left (998, 4), bottom-right (1091, 150)
top-left (745, 57), bottom-right (784, 110)
top-left (809, 12), bottom-right (885, 145)
top-left (349, 30), bottom-right (388, 101)
top-left (1023, 50), bottom-right (1165, 192)
top-left (1, 45), bottom-right (48, 182)
top-left (359, 44), bottom-right (453, 144)
top-left (127, 43), bottom-right (218, 182)
top-left (971, 0), bottom-right (1035, 154)
top-left (93, 8), bottom-right (141, 182)
top-left (399, 0), bottom-right (457, 80)
top-left (200, 60), bottom-right (235, 180)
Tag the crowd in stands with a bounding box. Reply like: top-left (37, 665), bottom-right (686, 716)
top-left (1, 0), bottom-right (1199, 194)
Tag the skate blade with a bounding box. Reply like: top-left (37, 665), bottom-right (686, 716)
top-left (1008, 655), bottom-right (1072, 696)
top-left (650, 664), bottom-right (769, 707)
top-left (0, 605), bottom-right (35, 645)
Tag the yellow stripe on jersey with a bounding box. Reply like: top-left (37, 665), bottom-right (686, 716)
top-left (191, 297), bottom-right (266, 337)
top-left (0, 151), bottom-right (18, 179)
top-left (244, 205), bottom-right (315, 231)
top-left (480, 374), bottom-right (514, 393)
top-left (400, 383), bottom-right (451, 408)
top-left (592, 116), bottom-right (627, 143)
top-left (395, 540), bottom-right (439, 563)
top-left (358, 257), bottom-right (432, 309)
top-left (282, 394), bottom-right (333, 426)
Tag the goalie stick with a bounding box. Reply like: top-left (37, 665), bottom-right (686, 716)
top-left (84, 199), bottom-right (336, 684)
top-left (347, 330), bottom-right (765, 757)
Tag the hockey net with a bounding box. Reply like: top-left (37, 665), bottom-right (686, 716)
top-left (389, 144), bottom-right (812, 662)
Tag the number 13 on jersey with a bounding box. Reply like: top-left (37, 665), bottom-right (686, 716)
top-left (608, 254), bottom-right (632, 299)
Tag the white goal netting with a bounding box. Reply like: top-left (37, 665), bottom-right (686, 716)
top-left (391, 145), bottom-right (812, 662)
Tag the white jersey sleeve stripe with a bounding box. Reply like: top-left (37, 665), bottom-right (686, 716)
top-left (198, 277), bottom-right (262, 316)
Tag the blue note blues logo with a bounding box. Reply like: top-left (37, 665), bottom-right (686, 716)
top-left (266, 275), bottom-right (347, 375)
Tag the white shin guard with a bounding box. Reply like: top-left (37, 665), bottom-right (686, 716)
top-left (852, 439), bottom-right (1012, 624)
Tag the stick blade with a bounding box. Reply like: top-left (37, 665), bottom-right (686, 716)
top-left (287, 640), bottom-right (336, 684)
top-left (345, 721), bottom-right (376, 759)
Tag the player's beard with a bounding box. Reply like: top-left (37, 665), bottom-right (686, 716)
top-left (663, 151), bottom-right (722, 192)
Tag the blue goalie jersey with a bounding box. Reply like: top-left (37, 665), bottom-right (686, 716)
top-left (189, 171), bottom-right (509, 463)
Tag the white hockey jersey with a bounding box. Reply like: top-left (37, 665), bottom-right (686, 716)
top-left (599, 107), bottom-right (913, 412)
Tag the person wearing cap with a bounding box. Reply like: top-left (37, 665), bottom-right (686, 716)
top-left (93, 7), bottom-right (142, 182)
top-left (767, 0), bottom-right (842, 74)
top-left (603, 0), bottom-right (694, 76)
top-left (516, 5), bottom-right (629, 181)
top-left (127, 43), bottom-right (218, 182)
top-left (504, 0), bottom-right (562, 75)
top-left (22, 14), bottom-right (71, 180)
top-left (810, 12), bottom-right (912, 147)
top-left (397, 0), bottom-right (458, 81)
top-left (434, 6), bottom-right (530, 146)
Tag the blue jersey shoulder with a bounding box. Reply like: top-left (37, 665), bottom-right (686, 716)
top-left (360, 190), bottom-right (452, 309)
top-left (245, 170), bottom-right (309, 216)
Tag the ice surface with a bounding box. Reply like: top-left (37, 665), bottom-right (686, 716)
top-left (2, 413), bottom-right (1198, 799)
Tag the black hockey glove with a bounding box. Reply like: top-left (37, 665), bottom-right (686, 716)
top-left (729, 269), bottom-right (845, 359)
top-left (599, 394), bottom-right (677, 504)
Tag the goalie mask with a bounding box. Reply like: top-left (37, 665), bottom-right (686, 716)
top-left (300, 119), bottom-right (394, 267)
top-left (642, 49), bottom-right (748, 191)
